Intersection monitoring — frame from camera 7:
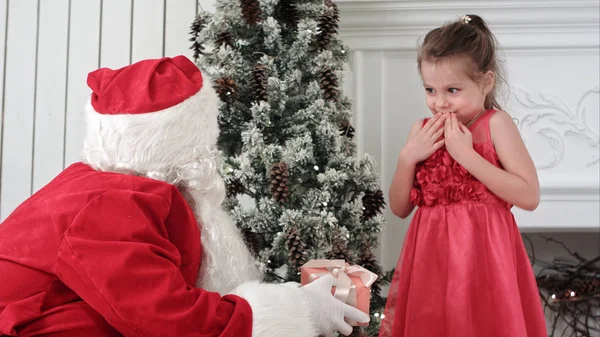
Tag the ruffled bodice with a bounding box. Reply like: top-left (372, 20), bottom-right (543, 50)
top-left (409, 142), bottom-right (510, 209)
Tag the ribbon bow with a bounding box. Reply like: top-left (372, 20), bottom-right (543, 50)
top-left (302, 259), bottom-right (378, 307)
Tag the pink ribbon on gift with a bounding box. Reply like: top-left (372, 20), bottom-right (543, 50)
top-left (302, 259), bottom-right (378, 307)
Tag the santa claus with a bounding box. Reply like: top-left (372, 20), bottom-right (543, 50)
top-left (0, 55), bottom-right (368, 336)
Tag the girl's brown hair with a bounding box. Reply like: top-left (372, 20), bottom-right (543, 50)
top-left (418, 14), bottom-right (505, 110)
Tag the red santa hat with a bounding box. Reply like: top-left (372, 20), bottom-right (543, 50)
top-left (87, 55), bottom-right (203, 116)
top-left (82, 55), bottom-right (220, 173)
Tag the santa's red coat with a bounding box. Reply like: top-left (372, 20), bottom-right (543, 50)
top-left (0, 163), bottom-right (253, 336)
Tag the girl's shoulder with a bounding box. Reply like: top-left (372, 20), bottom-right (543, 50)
top-left (488, 109), bottom-right (511, 121)
top-left (488, 109), bottom-right (519, 143)
top-left (489, 109), bottom-right (515, 130)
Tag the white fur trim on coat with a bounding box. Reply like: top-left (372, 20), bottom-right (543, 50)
top-left (229, 281), bottom-right (319, 337)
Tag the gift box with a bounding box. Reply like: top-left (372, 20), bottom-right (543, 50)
top-left (300, 259), bottom-right (378, 327)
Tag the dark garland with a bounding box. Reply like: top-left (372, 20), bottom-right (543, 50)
top-left (525, 235), bottom-right (600, 337)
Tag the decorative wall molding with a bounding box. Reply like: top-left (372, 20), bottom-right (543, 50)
top-left (338, 0), bottom-right (600, 51)
top-left (510, 85), bottom-right (600, 169)
top-left (539, 180), bottom-right (599, 201)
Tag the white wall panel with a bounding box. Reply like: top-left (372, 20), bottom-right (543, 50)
top-left (32, 0), bottom-right (69, 193)
top-left (131, 0), bottom-right (165, 62)
top-left (0, 0), bottom-right (197, 220)
top-left (0, 0), bottom-right (38, 220)
top-left (63, 0), bottom-right (101, 169)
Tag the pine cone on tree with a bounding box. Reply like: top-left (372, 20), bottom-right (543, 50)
top-left (275, 0), bottom-right (299, 30)
top-left (317, 0), bottom-right (340, 51)
top-left (226, 178), bottom-right (245, 198)
top-left (285, 226), bottom-right (307, 268)
top-left (339, 120), bottom-right (355, 139)
top-left (327, 229), bottom-right (349, 261)
top-left (189, 14), bottom-right (206, 61)
top-left (215, 31), bottom-right (235, 49)
top-left (362, 189), bottom-right (386, 221)
top-left (320, 69), bottom-right (339, 102)
top-left (240, 0), bottom-right (262, 25)
top-left (250, 64), bottom-right (269, 102)
top-left (215, 77), bottom-right (238, 103)
top-left (270, 162), bottom-right (290, 204)
top-left (358, 243), bottom-right (383, 294)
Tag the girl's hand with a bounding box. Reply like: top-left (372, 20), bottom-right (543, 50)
top-left (444, 113), bottom-right (475, 163)
top-left (400, 113), bottom-right (446, 165)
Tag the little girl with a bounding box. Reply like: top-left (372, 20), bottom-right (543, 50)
top-left (380, 15), bottom-right (548, 337)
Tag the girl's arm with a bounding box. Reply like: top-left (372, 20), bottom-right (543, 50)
top-left (452, 111), bottom-right (540, 210)
top-left (389, 120), bottom-right (421, 218)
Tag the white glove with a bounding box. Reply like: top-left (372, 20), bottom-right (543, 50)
top-left (301, 274), bottom-right (370, 336)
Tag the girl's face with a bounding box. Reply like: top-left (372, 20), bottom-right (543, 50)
top-left (420, 57), bottom-right (494, 125)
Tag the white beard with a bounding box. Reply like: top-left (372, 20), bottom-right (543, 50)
top-left (191, 189), bottom-right (262, 294)
top-left (171, 155), bottom-right (262, 295)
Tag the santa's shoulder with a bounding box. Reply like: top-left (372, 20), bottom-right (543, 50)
top-left (44, 162), bottom-right (179, 203)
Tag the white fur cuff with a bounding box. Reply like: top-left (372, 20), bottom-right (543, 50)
top-left (229, 281), bottom-right (319, 337)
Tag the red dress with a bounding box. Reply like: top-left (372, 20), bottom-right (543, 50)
top-left (0, 163), bottom-right (252, 336)
top-left (380, 110), bottom-right (547, 337)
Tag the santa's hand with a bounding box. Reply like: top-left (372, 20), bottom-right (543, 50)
top-left (301, 274), bottom-right (370, 336)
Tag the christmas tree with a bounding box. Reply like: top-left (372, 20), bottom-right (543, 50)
top-left (190, 0), bottom-right (391, 334)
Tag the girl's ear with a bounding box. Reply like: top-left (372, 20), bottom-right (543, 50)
top-left (482, 70), bottom-right (495, 95)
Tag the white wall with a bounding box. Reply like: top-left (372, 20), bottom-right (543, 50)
top-left (0, 0), bottom-right (199, 220)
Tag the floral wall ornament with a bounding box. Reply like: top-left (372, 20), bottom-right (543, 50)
top-left (509, 85), bottom-right (600, 169)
